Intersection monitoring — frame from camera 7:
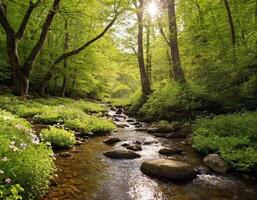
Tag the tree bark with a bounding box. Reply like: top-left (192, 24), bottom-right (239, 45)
top-left (38, 13), bottom-right (118, 96)
top-left (223, 0), bottom-right (236, 46)
top-left (0, 0), bottom-right (61, 97)
top-left (167, 0), bottom-right (185, 83)
top-left (60, 19), bottom-right (69, 97)
top-left (135, 0), bottom-right (151, 95)
top-left (146, 19), bottom-right (152, 83)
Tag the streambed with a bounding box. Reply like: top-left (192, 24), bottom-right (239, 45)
top-left (42, 109), bottom-right (257, 200)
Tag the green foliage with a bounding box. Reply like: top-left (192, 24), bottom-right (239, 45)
top-left (0, 184), bottom-right (24, 200)
top-left (65, 116), bottom-right (115, 136)
top-left (193, 112), bottom-right (257, 171)
top-left (41, 127), bottom-right (76, 149)
top-left (0, 110), bottom-right (55, 200)
top-left (140, 81), bottom-right (208, 120)
top-left (34, 106), bottom-right (86, 124)
top-left (108, 89), bottom-right (142, 107)
top-left (151, 120), bottom-right (176, 131)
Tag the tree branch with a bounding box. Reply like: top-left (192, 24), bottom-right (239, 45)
top-left (15, 0), bottom-right (40, 41)
top-left (0, 0), bottom-right (15, 35)
top-left (51, 14), bottom-right (118, 67)
top-left (23, 0), bottom-right (61, 76)
top-left (158, 22), bottom-right (170, 46)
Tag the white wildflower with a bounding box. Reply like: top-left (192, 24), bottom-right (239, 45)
top-left (2, 157), bottom-right (8, 161)
top-left (5, 178), bottom-right (11, 184)
top-left (20, 143), bottom-right (27, 149)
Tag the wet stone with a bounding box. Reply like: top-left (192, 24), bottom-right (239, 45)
top-left (141, 159), bottom-right (197, 180)
top-left (59, 152), bottom-right (72, 158)
top-left (203, 154), bottom-right (228, 173)
top-left (75, 140), bottom-right (83, 146)
top-left (121, 142), bottom-right (129, 147)
top-left (127, 144), bottom-right (142, 151)
top-left (159, 148), bottom-right (182, 156)
top-left (103, 137), bottom-right (121, 145)
top-left (104, 149), bottom-right (141, 159)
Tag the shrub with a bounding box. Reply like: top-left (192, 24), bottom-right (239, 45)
top-left (0, 110), bottom-right (55, 199)
top-left (139, 81), bottom-right (208, 120)
top-left (65, 116), bottom-right (115, 135)
top-left (193, 112), bottom-right (257, 171)
top-left (41, 127), bottom-right (76, 149)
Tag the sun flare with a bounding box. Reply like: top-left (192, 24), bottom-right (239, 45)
top-left (146, 1), bottom-right (159, 19)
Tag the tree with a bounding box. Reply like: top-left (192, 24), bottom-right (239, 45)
top-left (134, 0), bottom-right (152, 96)
top-left (38, 4), bottom-right (119, 96)
top-left (223, 0), bottom-right (236, 46)
top-left (60, 18), bottom-right (69, 97)
top-left (0, 0), bottom-right (61, 97)
top-left (145, 19), bottom-right (152, 83)
top-left (166, 0), bottom-right (185, 83)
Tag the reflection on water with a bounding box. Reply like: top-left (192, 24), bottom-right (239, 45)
top-left (43, 112), bottom-right (257, 200)
top-left (128, 169), bottom-right (166, 200)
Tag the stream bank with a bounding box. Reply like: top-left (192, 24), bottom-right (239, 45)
top-left (42, 107), bottom-right (257, 200)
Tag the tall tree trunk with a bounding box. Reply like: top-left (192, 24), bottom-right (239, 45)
top-left (60, 19), bottom-right (69, 97)
top-left (0, 0), bottom-right (61, 97)
top-left (167, 0), bottom-right (185, 83)
top-left (54, 76), bottom-right (58, 96)
top-left (39, 68), bottom-right (54, 96)
top-left (6, 35), bottom-right (29, 96)
top-left (70, 71), bottom-right (77, 97)
top-left (146, 19), bottom-right (152, 83)
top-left (136, 0), bottom-right (151, 95)
top-left (233, 0), bottom-right (246, 45)
top-left (223, 0), bottom-right (236, 46)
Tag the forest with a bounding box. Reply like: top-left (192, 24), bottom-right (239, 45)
top-left (0, 0), bottom-right (257, 199)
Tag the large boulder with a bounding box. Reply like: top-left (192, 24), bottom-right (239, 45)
top-left (104, 150), bottom-right (140, 159)
top-left (141, 159), bottom-right (197, 180)
top-left (103, 137), bottom-right (121, 145)
top-left (203, 154), bottom-right (228, 173)
top-left (159, 148), bottom-right (182, 156)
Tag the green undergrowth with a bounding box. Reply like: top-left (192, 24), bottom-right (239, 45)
top-left (138, 81), bottom-right (217, 121)
top-left (0, 94), bottom-right (115, 199)
top-left (0, 109), bottom-right (55, 200)
top-left (0, 94), bottom-right (115, 135)
top-left (193, 112), bottom-right (257, 172)
top-left (0, 95), bottom-right (106, 118)
top-left (107, 89), bottom-right (142, 107)
top-left (65, 116), bottom-right (115, 136)
top-left (41, 126), bottom-right (76, 149)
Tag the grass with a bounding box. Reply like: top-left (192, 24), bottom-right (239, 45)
top-left (0, 94), bottom-right (115, 136)
top-left (41, 126), bottom-right (76, 149)
top-left (65, 116), bottom-right (115, 135)
top-left (193, 112), bottom-right (257, 172)
top-left (0, 95), bottom-right (107, 118)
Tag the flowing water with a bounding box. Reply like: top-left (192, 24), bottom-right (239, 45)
top-left (43, 109), bottom-right (257, 200)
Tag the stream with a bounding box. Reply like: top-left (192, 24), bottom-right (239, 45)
top-left (43, 108), bottom-right (257, 200)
